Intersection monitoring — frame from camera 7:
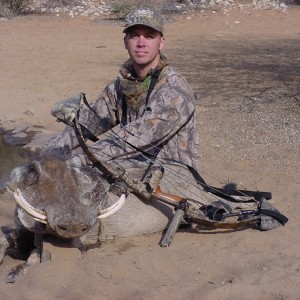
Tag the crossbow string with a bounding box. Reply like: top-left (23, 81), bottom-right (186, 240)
top-left (77, 93), bottom-right (260, 205)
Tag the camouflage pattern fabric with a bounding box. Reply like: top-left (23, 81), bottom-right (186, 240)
top-left (50, 93), bottom-right (83, 126)
top-left (42, 56), bottom-right (200, 177)
top-left (123, 8), bottom-right (164, 35)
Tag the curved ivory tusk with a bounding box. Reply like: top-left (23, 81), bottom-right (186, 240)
top-left (97, 194), bottom-right (126, 219)
top-left (14, 189), bottom-right (47, 223)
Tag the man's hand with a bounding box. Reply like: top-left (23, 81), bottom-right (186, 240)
top-left (51, 93), bottom-right (85, 126)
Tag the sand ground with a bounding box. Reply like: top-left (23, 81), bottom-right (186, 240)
top-left (0, 6), bottom-right (299, 299)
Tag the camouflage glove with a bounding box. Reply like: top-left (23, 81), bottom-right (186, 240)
top-left (51, 93), bottom-right (84, 126)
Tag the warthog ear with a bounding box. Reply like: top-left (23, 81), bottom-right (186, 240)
top-left (23, 163), bottom-right (40, 186)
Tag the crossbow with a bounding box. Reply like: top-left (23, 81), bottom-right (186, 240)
top-left (51, 93), bottom-right (288, 247)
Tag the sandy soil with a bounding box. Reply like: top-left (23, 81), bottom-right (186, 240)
top-left (0, 6), bottom-right (300, 299)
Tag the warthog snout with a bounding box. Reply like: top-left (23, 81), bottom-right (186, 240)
top-left (45, 202), bottom-right (98, 238)
top-left (55, 221), bottom-right (91, 238)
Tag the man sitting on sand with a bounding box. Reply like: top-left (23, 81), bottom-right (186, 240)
top-left (42, 8), bottom-right (199, 181)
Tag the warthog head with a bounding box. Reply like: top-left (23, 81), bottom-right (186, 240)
top-left (8, 157), bottom-right (115, 239)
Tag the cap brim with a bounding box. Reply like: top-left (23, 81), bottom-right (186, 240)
top-left (123, 23), bottom-right (163, 35)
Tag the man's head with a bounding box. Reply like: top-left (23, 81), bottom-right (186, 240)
top-left (123, 8), bottom-right (164, 36)
top-left (123, 8), bottom-right (165, 79)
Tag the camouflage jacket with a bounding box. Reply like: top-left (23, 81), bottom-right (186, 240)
top-left (43, 57), bottom-right (200, 175)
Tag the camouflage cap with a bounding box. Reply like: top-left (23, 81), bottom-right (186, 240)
top-left (123, 8), bottom-right (164, 35)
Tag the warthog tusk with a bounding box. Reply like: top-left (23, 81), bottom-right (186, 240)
top-left (97, 194), bottom-right (126, 219)
top-left (14, 189), bottom-right (48, 223)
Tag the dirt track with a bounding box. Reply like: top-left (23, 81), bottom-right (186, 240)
top-left (0, 6), bottom-right (299, 299)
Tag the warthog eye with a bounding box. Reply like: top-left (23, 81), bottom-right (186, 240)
top-left (23, 164), bottom-right (39, 186)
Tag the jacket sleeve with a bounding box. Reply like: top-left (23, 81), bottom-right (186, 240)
top-left (89, 72), bottom-right (196, 162)
top-left (41, 79), bottom-right (119, 157)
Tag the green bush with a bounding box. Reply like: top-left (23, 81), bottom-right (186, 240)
top-left (0, 0), bottom-right (31, 17)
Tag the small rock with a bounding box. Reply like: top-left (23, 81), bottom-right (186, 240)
top-left (23, 110), bottom-right (34, 116)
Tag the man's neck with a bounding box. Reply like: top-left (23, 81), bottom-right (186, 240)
top-left (133, 56), bottom-right (161, 80)
top-left (134, 67), bottom-right (151, 80)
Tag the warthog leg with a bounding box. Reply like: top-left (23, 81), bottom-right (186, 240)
top-left (1, 228), bottom-right (50, 284)
top-left (6, 232), bottom-right (51, 283)
top-left (6, 247), bottom-right (51, 283)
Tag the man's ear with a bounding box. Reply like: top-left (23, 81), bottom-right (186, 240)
top-left (124, 35), bottom-right (128, 50)
top-left (159, 36), bottom-right (165, 51)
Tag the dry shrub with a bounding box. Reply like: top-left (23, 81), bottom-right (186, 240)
top-left (110, 0), bottom-right (164, 19)
top-left (40, 0), bottom-right (82, 9)
top-left (284, 0), bottom-right (300, 4)
top-left (110, 0), bottom-right (197, 18)
top-left (0, 0), bottom-right (31, 17)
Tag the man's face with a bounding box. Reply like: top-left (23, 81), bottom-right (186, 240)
top-left (124, 25), bottom-right (165, 70)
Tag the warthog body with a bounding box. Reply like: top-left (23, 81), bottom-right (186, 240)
top-left (1, 157), bottom-right (189, 273)
top-left (2, 157), bottom-right (190, 281)
top-left (6, 157), bottom-right (179, 243)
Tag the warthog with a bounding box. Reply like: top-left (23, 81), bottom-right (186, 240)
top-left (2, 156), bottom-right (195, 281)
